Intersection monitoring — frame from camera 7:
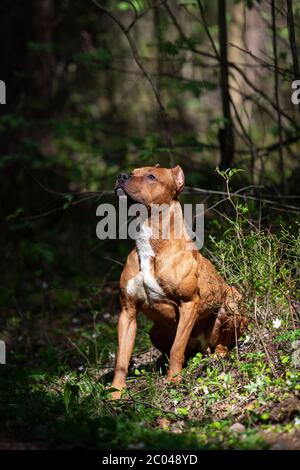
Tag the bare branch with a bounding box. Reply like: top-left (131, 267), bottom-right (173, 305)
top-left (229, 60), bottom-right (298, 128)
top-left (229, 42), bottom-right (294, 77)
top-left (196, 0), bottom-right (220, 58)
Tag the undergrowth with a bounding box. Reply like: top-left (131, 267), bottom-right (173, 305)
top-left (0, 169), bottom-right (299, 449)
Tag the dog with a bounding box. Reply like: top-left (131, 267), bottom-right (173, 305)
top-left (110, 165), bottom-right (248, 399)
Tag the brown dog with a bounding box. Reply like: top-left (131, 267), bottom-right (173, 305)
top-left (111, 165), bottom-right (247, 399)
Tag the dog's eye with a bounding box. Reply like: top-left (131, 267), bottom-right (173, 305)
top-left (147, 174), bottom-right (156, 181)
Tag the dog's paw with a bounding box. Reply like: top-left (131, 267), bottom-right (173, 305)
top-left (214, 344), bottom-right (228, 358)
top-left (106, 387), bottom-right (122, 400)
top-left (167, 371), bottom-right (182, 383)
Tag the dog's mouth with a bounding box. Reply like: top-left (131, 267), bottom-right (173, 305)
top-left (115, 185), bottom-right (141, 205)
top-left (115, 186), bottom-right (127, 197)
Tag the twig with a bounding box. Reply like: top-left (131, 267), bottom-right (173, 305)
top-left (228, 61), bottom-right (298, 128)
top-left (229, 42), bottom-right (294, 77)
top-left (21, 193), bottom-right (100, 222)
top-left (104, 257), bottom-right (125, 268)
top-left (196, 0), bottom-right (220, 58)
top-left (67, 337), bottom-right (93, 369)
top-left (125, 0), bottom-right (168, 32)
top-left (17, 170), bottom-right (300, 225)
top-left (124, 394), bottom-right (179, 418)
top-left (184, 186), bottom-right (300, 211)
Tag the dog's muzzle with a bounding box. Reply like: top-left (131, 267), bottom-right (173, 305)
top-left (115, 172), bottom-right (130, 196)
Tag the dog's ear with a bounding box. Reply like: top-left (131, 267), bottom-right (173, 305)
top-left (172, 165), bottom-right (185, 193)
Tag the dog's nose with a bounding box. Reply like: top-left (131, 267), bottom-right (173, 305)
top-left (118, 172), bottom-right (130, 183)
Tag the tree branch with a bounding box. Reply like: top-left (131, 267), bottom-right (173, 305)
top-left (91, 0), bottom-right (172, 152)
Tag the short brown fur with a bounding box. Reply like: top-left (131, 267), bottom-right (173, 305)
top-left (111, 166), bottom-right (248, 399)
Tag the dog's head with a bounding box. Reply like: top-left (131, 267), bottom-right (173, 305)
top-left (115, 165), bottom-right (185, 206)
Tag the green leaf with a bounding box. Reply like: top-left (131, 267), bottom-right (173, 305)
top-left (176, 407), bottom-right (188, 416)
top-left (30, 373), bottom-right (46, 382)
top-left (63, 383), bottom-right (80, 413)
top-left (73, 49), bottom-right (112, 69)
top-left (156, 147), bottom-right (172, 153)
top-left (6, 207), bottom-right (24, 220)
top-left (161, 41), bottom-right (179, 56)
top-left (118, 0), bottom-right (144, 12)
top-left (27, 41), bottom-right (55, 53)
top-left (117, 2), bottom-right (131, 10)
top-left (63, 194), bottom-right (74, 210)
top-left (94, 48), bottom-right (112, 64)
top-left (182, 81), bottom-right (217, 98)
top-left (280, 355), bottom-right (290, 364)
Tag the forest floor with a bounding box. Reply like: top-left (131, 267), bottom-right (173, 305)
top-left (1, 295), bottom-right (300, 450)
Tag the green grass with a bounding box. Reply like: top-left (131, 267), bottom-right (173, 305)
top-left (0, 305), bottom-right (299, 449)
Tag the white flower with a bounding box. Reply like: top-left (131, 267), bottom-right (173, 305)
top-left (294, 417), bottom-right (300, 426)
top-left (272, 318), bottom-right (282, 329)
top-left (128, 442), bottom-right (145, 449)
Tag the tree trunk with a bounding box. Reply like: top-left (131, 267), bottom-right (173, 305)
top-left (218, 0), bottom-right (235, 170)
top-left (271, 0), bottom-right (287, 194)
top-left (286, 0), bottom-right (300, 117)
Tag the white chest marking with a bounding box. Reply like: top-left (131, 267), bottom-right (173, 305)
top-left (126, 224), bottom-right (164, 304)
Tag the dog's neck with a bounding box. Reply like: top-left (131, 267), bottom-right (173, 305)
top-left (136, 200), bottom-right (187, 261)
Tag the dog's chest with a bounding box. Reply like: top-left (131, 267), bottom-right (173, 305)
top-left (126, 226), bottom-right (165, 304)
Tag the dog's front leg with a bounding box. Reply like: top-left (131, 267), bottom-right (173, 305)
top-left (167, 298), bottom-right (199, 381)
top-left (110, 305), bottom-right (137, 399)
